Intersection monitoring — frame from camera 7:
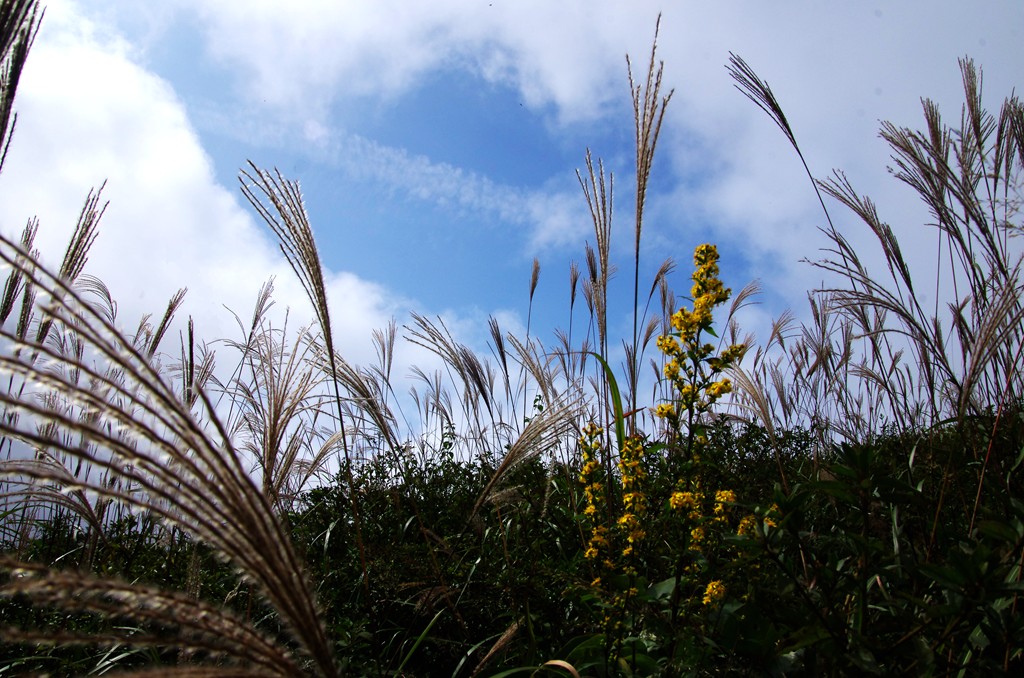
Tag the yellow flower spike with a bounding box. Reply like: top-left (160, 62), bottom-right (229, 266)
top-left (738, 514), bottom-right (758, 536)
top-left (703, 580), bottom-right (726, 606)
top-left (657, 334), bottom-right (681, 355)
top-left (670, 490), bottom-right (699, 513)
top-left (706, 379), bottom-right (732, 400)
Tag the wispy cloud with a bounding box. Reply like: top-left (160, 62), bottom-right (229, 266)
top-left (193, 100), bottom-right (592, 256)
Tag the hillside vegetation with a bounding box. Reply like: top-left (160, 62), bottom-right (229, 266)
top-left (2, 3), bottom-right (1023, 676)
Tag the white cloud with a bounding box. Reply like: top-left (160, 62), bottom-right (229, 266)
top-left (173, 0), bottom-right (655, 125)
top-left (524, 188), bottom-right (590, 251)
top-left (0, 0), bottom-right (409, 371)
top-left (196, 107), bottom-right (588, 254)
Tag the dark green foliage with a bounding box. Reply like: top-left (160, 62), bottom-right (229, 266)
top-left (4, 410), bottom-right (1024, 675)
top-left (735, 420), bottom-right (1024, 675)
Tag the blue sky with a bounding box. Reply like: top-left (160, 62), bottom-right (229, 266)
top-left (0, 0), bottom-right (1020, 391)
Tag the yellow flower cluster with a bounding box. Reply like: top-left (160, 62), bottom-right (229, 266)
top-left (576, 428), bottom-right (652, 667)
top-left (652, 245), bottom-right (751, 616)
top-left (714, 489), bottom-right (735, 520)
top-left (617, 435), bottom-right (647, 562)
top-left (702, 580), bottom-right (726, 607)
top-left (737, 514), bottom-right (758, 537)
top-left (668, 485), bottom-right (737, 553)
top-left (670, 490), bottom-right (702, 520)
top-left (578, 423), bottom-right (606, 562)
top-left (578, 428), bottom-right (651, 574)
top-left (764, 503), bottom-right (780, 528)
top-left (654, 244), bottom-right (745, 430)
top-left (736, 503), bottom-right (781, 538)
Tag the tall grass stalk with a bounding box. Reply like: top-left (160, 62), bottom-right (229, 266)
top-left (239, 163), bottom-right (371, 610)
top-left (627, 15), bottom-right (673, 430)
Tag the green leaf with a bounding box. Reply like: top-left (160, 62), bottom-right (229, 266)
top-left (977, 520), bottom-right (1021, 544)
top-left (589, 351), bottom-right (626, 452)
top-left (810, 479), bottom-right (858, 504)
top-left (641, 576), bottom-right (676, 603)
top-left (395, 608), bottom-right (444, 673)
top-left (919, 563), bottom-right (967, 590)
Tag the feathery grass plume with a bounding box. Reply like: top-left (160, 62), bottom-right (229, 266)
top-left (466, 391), bottom-right (582, 526)
top-left (522, 257), bottom-right (541, 418)
top-left (812, 60), bottom-right (1024, 426)
top-left (405, 312), bottom-right (499, 451)
top-left (0, 234), bottom-right (337, 676)
top-left (727, 52), bottom-right (848, 280)
top-left (569, 260), bottom-right (580, 312)
top-left (144, 286), bottom-right (187, 358)
top-left (1, 556), bottom-right (302, 676)
top-left (366, 318), bottom-right (409, 440)
top-left (1, 186), bottom-right (108, 504)
top-left (409, 363), bottom-right (455, 460)
top-left (470, 617), bottom-right (522, 677)
top-left (238, 161), bottom-right (370, 606)
top-left (0, 0), bottom-right (40, 175)
top-left (529, 257), bottom-right (541, 302)
top-left (577, 152), bottom-right (613, 363)
top-left (226, 318), bottom-right (333, 512)
top-left (75, 273), bottom-right (119, 327)
top-left (320, 342), bottom-right (402, 457)
top-left (489, 314), bottom-right (514, 408)
top-left (175, 315), bottom-right (217, 412)
top-left (577, 152), bottom-right (615, 449)
top-left (20, 183), bottom-right (106, 361)
top-left (727, 55), bottom-right (895, 440)
top-left (1, 454), bottom-right (110, 551)
top-left (6, 228), bottom-right (189, 569)
top-left (237, 165), bottom-right (348, 430)
top-left (626, 15), bottom-right (673, 425)
top-left (0, 217), bottom-right (35, 324)
top-left (727, 53), bottom-right (832, 223)
top-left (728, 52), bottom-right (1024, 535)
top-left (215, 278), bottom-right (277, 426)
top-left (505, 332), bottom-right (562, 414)
top-left (560, 261), bottom-right (583, 383)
